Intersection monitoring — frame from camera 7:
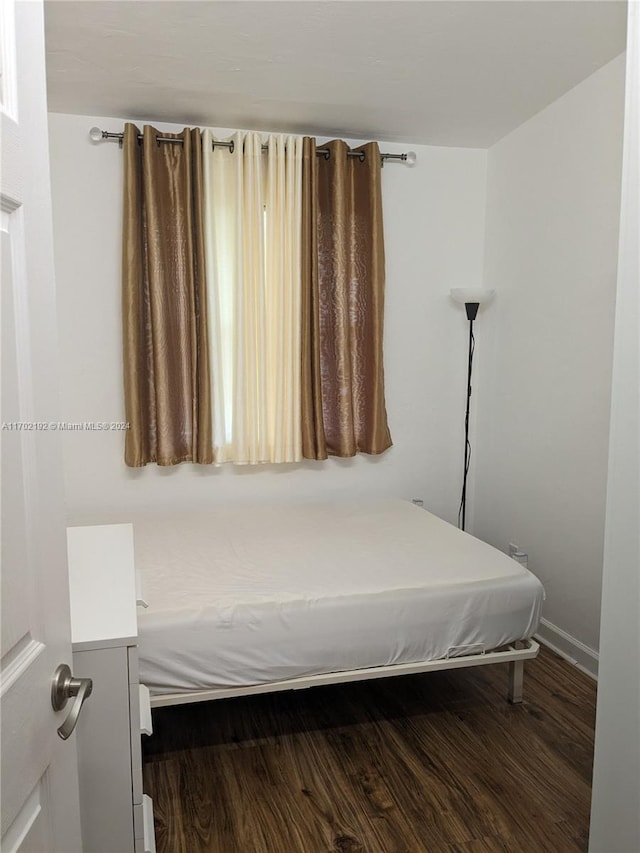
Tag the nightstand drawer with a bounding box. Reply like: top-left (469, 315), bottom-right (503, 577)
top-left (139, 684), bottom-right (153, 736)
top-left (134, 795), bottom-right (156, 853)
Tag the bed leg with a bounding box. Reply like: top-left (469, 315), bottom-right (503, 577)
top-left (508, 641), bottom-right (525, 704)
top-left (508, 660), bottom-right (524, 703)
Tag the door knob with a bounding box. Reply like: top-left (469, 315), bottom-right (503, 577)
top-left (51, 664), bottom-right (93, 740)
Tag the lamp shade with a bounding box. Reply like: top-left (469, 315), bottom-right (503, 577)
top-left (450, 288), bottom-right (495, 306)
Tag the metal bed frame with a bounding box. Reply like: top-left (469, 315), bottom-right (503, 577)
top-left (149, 638), bottom-right (539, 709)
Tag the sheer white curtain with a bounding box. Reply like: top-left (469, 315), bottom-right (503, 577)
top-left (202, 130), bottom-right (303, 464)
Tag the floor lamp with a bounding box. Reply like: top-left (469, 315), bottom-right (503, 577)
top-left (450, 288), bottom-right (495, 531)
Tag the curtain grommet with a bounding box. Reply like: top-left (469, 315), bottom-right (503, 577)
top-left (229, 140), bottom-right (235, 154)
top-left (323, 149), bottom-right (330, 160)
top-left (359, 151), bottom-right (366, 162)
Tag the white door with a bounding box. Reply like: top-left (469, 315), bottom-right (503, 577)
top-left (1, 1), bottom-right (83, 849)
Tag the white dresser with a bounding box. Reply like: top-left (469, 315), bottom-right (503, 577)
top-left (67, 524), bottom-right (156, 853)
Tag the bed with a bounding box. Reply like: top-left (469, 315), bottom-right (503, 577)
top-left (121, 500), bottom-right (544, 707)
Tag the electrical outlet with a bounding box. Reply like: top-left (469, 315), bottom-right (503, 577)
top-left (509, 542), bottom-right (519, 557)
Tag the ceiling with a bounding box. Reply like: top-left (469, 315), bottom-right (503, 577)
top-left (44, 1), bottom-right (627, 148)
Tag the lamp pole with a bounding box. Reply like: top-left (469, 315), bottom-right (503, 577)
top-left (449, 288), bottom-right (494, 531)
top-left (460, 301), bottom-right (479, 531)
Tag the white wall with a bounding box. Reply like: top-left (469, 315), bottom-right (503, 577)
top-left (590, 6), bottom-right (640, 847)
top-left (472, 55), bottom-right (626, 665)
top-left (48, 113), bottom-right (488, 518)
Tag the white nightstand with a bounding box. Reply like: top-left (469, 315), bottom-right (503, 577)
top-left (67, 524), bottom-right (155, 853)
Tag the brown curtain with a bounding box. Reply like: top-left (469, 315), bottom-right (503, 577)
top-left (122, 123), bottom-right (212, 466)
top-left (301, 138), bottom-right (392, 459)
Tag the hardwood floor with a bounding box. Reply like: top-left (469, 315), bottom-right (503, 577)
top-left (143, 646), bottom-right (596, 852)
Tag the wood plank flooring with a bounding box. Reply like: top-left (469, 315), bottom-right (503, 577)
top-left (143, 646), bottom-right (596, 852)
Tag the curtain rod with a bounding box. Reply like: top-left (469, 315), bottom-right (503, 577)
top-left (88, 127), bottom-right (417, 166)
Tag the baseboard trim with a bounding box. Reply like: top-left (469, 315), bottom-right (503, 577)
top-left (535, 618), bottom-right (599, 680)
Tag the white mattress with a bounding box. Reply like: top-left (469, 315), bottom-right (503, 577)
top-left (126, 500), bottom-right (544, 696)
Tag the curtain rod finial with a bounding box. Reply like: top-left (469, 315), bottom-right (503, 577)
top-left (89, 127), bottom-right (104, 143)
